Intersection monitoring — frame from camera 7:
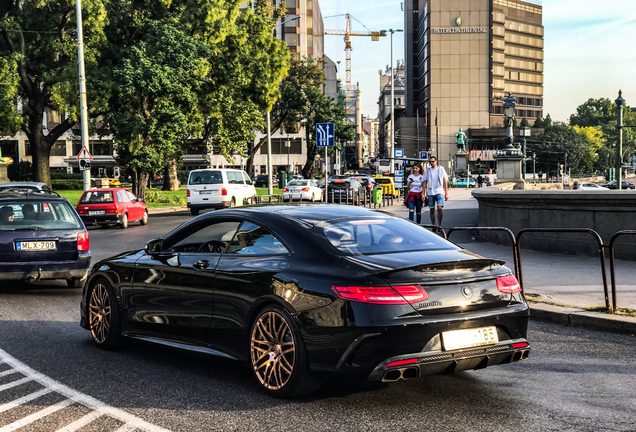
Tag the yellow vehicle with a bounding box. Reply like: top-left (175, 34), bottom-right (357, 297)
top-left (375, 175), bottom-right (400, 198)
top-left (108, 178), bottom-right (121, 187)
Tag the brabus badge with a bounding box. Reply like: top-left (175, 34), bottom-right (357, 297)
top-left (461, 285), bottom-right (473, 299)
top-left (456, 17), bottom-right (463, 26)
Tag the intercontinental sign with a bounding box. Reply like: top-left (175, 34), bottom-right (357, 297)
top-left (432, 27), bottom-right (487, 34)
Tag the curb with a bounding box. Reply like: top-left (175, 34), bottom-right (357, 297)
top-left (529, 303), bottom-right (636, 335)
top-left (148, 206), bottom-right (187, 215)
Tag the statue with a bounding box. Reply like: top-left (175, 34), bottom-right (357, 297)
top-left (455, 128), bottom-right (467, 153)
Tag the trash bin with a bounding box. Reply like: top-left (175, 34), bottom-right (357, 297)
top-left (280, 171), bottom-right (287, 188)
top-left (372, 187), bottom-right (383, 204)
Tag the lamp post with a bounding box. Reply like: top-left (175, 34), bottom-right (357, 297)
top-left (616, 90), bottom-right (625, 190)
top-left (502, 92), bottom-right (516, 150)
top-left (383, 28), bottom-right (403, 174)
top-left (266, 14), bottom-right (301, 196)
top-left (520, 126), bottom-right (530, 180)
top-left (532, 152), bottom-right (536, 184)
top-left (285, 139), bottom-right (291, 175)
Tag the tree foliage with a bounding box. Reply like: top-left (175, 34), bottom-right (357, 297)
top-left (0, 0), bottom-right (108, 185)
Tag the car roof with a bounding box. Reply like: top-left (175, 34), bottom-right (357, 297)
top-left (0, 190), bottom-right (67, 202)
top-left (190, 168), bottom-right (245, 172)
top-left (0, 182), bottom-right (48, 188)
top-left (81, 188), bottom-right (129, 193)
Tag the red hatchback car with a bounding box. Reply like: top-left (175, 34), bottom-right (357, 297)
top-left (76, 188), bottom-right (148, 229)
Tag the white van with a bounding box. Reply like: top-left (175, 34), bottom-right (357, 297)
top-left (187, 168), bottom-right (257, 216)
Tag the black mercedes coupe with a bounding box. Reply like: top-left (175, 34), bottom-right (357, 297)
top-left (80, 204), bottom-right (530, 397)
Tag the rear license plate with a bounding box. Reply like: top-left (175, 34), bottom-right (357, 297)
top-left (88, 210), bottom-right (105, 216)
top-left (442, 326), bottom-right (498, 351)
top-left (17, 241), bottom-right (56, 251)
top-left (199, 191), bottom-right (213, 195)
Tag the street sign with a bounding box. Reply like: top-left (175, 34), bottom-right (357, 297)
top-left (316, 123), bottom-right (335, 147)
top-left (394, 148), bottom-right (404, 158)
top-left (79, 159), bottom-right (91, 171)
top-left (77, 145), bottom-right (93, 160)
top-left (419, 151), bottom-right (429, 160)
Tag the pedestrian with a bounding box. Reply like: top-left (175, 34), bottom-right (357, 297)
top-left (404, 164), bottom-right (425, 224)
top-left (484, 169), bottom-right (495, 187)
top-left (0, 206), bottom-right (14, 224)
top-left (477, 174), bottom-right (484, 188)
top-left (423, 156), bottom-right (449, 227)
top-left (538, 170), bottom-right (543, 182)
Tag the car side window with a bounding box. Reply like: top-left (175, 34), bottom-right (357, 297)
top-left (227, 221), bottom-right (289, 255)
top-left (242, 172), bottom-right (252, 185)
top-left (227, 172), bottom-right (244, 185)
top-left (127, 191), bottom-right (138, 202)
top-left (167, 221), bottom-right (241, 253)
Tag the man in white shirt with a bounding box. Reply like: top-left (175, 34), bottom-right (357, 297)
top-left (423, 156), bottom-right (449, 227)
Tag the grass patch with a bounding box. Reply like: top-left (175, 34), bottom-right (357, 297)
top-left (56, 187), bottom-right (284, 209)
top-left (584, 306), bottom-right (636, 317)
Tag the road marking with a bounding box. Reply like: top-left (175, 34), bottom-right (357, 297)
top-left (0, 369), bottom-right (18, 378)
top-left (0, 398), bottom-right (73, 432)
top-left (0, 388), bottom-right (52, 414)
top-left (55, 410), bottom-right (105, 432)
top-left (114, 424), bottom-right (138, 432)
top-left (0, 348), bottom-right (171, 432)
top-left (0, 377), bottom-right (31, 392)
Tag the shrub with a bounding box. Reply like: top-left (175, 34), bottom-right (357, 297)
top-left (51, 179), bottom-right (83, 190)
top-left (144, 189), bottom-right (186, 206)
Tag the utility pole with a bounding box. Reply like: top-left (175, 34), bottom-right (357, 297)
top-left (76, 0), bottom-right (91, 191)
top-left (532, 152), bottom-right (536, 184)
top-left (616, 90), bottom-right (625, 190)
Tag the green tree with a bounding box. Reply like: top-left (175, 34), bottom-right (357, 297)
top-left (108, 23), bottom-right (211, 201)
top-left (0, 0), bottom-right (108, 186)
top-left (519, 117), bottom-right (529, 128)
top-left (532, 115), bottom-right (544, 128)
top-left (569, 98), bottom-right (616, 127)
top-left (528, 123), bottom-right (587, 174)
top-left (572, 126), bottom-right (604, 172)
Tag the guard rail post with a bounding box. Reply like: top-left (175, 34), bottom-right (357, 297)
top-left (608, 230), bottom-right (636, 310)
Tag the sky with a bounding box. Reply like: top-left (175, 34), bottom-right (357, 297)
top-left (319, 0), bottom-right (636, 123)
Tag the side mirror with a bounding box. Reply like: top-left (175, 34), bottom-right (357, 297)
top-left (144, 238), bottom-right (163, 255)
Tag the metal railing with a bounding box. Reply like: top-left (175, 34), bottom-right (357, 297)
top-left (608, 230), bottom-right (636, 310)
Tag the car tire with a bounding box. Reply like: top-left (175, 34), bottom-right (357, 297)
top-left (230, 197), bottom-right (236, 208)
top-left (119, 214), bottom-right (128, 229)
top-left (190, 208), bottom-right (200, 216)
top-left (66, 277), bottom-right (85, 288)
top-left (140, 210), bottom-right (148, 225)
top-left (87, 278), bottom-right (123, 350)
top-left (249, 304), bottom-right (321, 398)
top-left (311, 193), bottom-right (315, 202)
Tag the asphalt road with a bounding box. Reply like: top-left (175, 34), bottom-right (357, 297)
top-left (1, 205), bottom-right (635, 431)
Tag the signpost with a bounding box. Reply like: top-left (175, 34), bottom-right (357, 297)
top-left (316, 123), bottom-right (335, 203)
top-left (419, 151), bottom-right (429, 161)
top-left (77, 145), bottom-right (92, 190)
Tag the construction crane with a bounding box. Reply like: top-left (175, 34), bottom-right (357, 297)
top-left (323, 14), bottom-right (386, 88)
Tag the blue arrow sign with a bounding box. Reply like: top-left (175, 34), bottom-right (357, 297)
top-left (316, 123), bottom-right (335, 147)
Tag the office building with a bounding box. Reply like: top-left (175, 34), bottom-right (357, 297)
top-left (403, 0), bottom-right (543, 173)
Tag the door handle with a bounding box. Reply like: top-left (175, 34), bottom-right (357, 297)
top-left (193, 260), bottom-right (210, 270)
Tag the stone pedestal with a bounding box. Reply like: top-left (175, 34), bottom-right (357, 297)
top-left (494, 149), bottom-right (525, 190)
top-left (0, 163), bottom-right (9, 183)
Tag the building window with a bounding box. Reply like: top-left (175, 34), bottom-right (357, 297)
top-left (306, 0), bottom-right (312, 10)
top-left (285, 33), bottom-right (298, 46)
top-left (50, 141), bottom-right (67, 156)
top-left (306, 15), bottom-right (313, 29)
top-left (307, 34), bottom-right (313, 48)
top-left (260, 138), bottom-right (302, 155)
top-left (286, 0), bottom-right (296, 7)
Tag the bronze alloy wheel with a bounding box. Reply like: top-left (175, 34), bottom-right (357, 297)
top-left (251, 311), bottom-right (296, 391)
top-left (89, 282), bottom-right (111, 344)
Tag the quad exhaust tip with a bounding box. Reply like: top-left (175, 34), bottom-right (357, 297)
top-left (382, 367), bottom-right (419, 382)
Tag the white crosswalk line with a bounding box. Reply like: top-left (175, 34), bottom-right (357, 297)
top-left (54, 410), bottom-right (104, 432)
top-left (0, 377), bottom-right (31, 392)
top-left (0, 398), bottom-right (73, 432)
top-left (113, 424), bottom-right (137, 432)
top-left (0, 369), bottom-right (18, 378)
top-left (0, 388), bottom-right (52, 414)
top-left (0, 348), bottom-right (171, 432)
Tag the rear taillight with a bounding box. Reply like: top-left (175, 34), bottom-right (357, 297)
top-left (77, 232), bottom-right (90, 251)
top-left (302, 187), bottom-right (309, 191)
top-left (78, 209), bottom-right (87, 214)
top-left (496, 275), bottom-right (522, 293)
top-left (332, 285), bottom-right (428, 304)
top-left (367, 184), bottom-right (373, 189)
top-left (106, 209), bottom-right (119, 214)
top-left (222, 188), bottom-right (227, 196)
top-left (283, 188), bottom-right (289, 192)
top-left (512, 342), bottom-right (529, 348)
top-left (187, 189), bottom-right (191, 197)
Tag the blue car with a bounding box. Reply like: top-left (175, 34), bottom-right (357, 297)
top-left (455, 177), bottom-right (476, 188)
top-left (0, 190), bottom-right (91, 287)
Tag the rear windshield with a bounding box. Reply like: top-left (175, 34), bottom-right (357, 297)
top-left (375, 178), bottom-right (392, 184)
top-left (287, 180), bottom-right (308, 187)
top-left (189, 171), bottom-right (223, 185)
top-left (319, 217), bottom-right (456, 255)
top-left (0, 201), bottom-right (82, 231)
top-left (80, 190), bottom-right (115, 204)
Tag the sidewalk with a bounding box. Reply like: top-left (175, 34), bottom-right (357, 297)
top-left (384, 188), bottom-right (636, 334)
